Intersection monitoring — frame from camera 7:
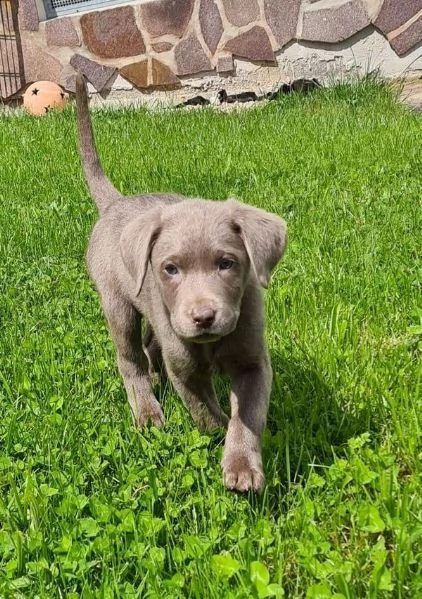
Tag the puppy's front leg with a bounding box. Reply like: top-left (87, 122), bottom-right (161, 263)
top-left (222, 358), bottom-right (272, 492)
top-left (102, 294), bottom-right (164, 427)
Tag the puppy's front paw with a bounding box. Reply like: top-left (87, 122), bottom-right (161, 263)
top-left (222, 452), bottom-right (265, 493)
top-left (134, 400), bottom-right (165, 428)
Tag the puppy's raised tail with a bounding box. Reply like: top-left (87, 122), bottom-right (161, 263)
top-left (75, 72), bottom-right (122, 213)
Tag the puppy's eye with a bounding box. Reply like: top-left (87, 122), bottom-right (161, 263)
top-left (219, 259), bottom-right (234, 271)
top-left (164, 264), bottom-right (178, 276)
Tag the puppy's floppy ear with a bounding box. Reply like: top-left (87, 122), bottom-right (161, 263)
top-left (119, 208), bottom-right (162, 295)
top-left (228, 199), bottom-right (287, 288)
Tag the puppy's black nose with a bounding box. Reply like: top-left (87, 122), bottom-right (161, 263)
top-left (192, 307), bottom-right (216, 329)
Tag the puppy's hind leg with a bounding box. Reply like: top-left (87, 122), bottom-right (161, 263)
top-left (167, 367), bottom-right (229, 431)
top-left (102, 293), bottom-right (164, 427)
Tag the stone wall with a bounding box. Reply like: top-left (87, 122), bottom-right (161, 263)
top-left (15, 0), bottom-right (422, 101)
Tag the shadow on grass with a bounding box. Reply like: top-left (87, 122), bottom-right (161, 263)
top-left (263, 351), bottom-right (374, 495)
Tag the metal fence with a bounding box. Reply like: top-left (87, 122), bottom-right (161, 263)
top-left (0, 0), bottom-right (24, 100)
top-left (43, 0), bottom-right (124, 19)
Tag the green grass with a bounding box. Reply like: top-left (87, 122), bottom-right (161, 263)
top-left (1, 80), bottom-right (421, 598)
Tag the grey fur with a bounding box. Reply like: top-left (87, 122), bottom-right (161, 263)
top-left (75, 73), bottom-right (287, 492)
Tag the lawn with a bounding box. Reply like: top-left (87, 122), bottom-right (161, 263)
top-left (0, 80), bottom-right (421, 598)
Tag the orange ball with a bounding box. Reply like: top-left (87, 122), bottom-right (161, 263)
top-left (23, 81), bottom-right (67, 116)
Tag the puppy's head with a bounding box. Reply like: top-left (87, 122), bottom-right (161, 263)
top-left (120, 199), bottom-right (287, 342)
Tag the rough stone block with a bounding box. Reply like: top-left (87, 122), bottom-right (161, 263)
top-left (151, 42), bottom-right (173, 53)
top-left (46, 17), bottom-right (80, 47)
top-left (224, 26), bottom-right (274, 61)
top-left (217, 54), bottom-right (234, 73)
top-left (223, 0), bottom-right (259, 27)
top-left (264, 0), bottom-right (301, 48)
top-left (120, 60), bottom-right (149, 89)
top-left (301, 0), bottom-right (370, 43)
top-left (18, 0), bottom-right (39, 31)
top-left (58, 63), bottom-right (75, 92)
top-left (199, 0), bottom-right (224, 54)
top-left (139, 0), bottom-right (194, 38)
top-left (81, 6), bottom-right (145, 59)
top-left (21, 38), bottom-right (62, 83)
top-left (175, 35), bottom-right (212, 75)
top-left (70, 54), bottom-right (116, 91)
top-left (151, 58), bottom-right (181, 88)
top-left (389, 15), bottom-right (422, 55)
top-left (374, 0), bottom-right (422, 35)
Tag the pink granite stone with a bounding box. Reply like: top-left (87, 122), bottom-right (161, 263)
top-left (59, 65), bottom-right (78, 93)
top-left (140, 0), bottom-right (194, 38)
top-left (199, 0), bottom-right (223, 54)
top-left (217, 54), bottom-right (234, 73)
top-left (223, 0), bottom-right (259, 27)
top-left (224, 26), bottom-right (274, 61)
top-left (151, 41), bottom-right (173, 53)
top-left (263, 0), bottom-right (301, 49)
top-left (81, 6), bottom-right (145, 59)
top-left (389, 14), bottom-right (422, 55)
top-left (70, 54), bottom-right (116, 91)
top-left (374, 0), bottom-right (422, 35)
top-left (46, 17), bottom-right (80, 47)
top-left (18, 0), bottom-right (39, 32)
top-left (301, 0), bottom-right (370, 43)
top-left (21, 38), bottom-right (62, 83)
top-left (175, 35), bottom-right (212, 75)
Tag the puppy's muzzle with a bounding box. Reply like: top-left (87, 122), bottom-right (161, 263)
top-left (171, 298), bottom-right (239, 342)
top-left (191, 306), bottom-right (216, 329)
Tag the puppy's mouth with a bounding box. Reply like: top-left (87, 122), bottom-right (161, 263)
top-left (189, 332), bottom-right (222, 344)
top-left (180, 322), bottom-right (237, 343)
top-left (173, 323), bottom-right (236, 343)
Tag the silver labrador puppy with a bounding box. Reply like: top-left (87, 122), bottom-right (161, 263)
top-left (75, 73), bottom-right (287, 492)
